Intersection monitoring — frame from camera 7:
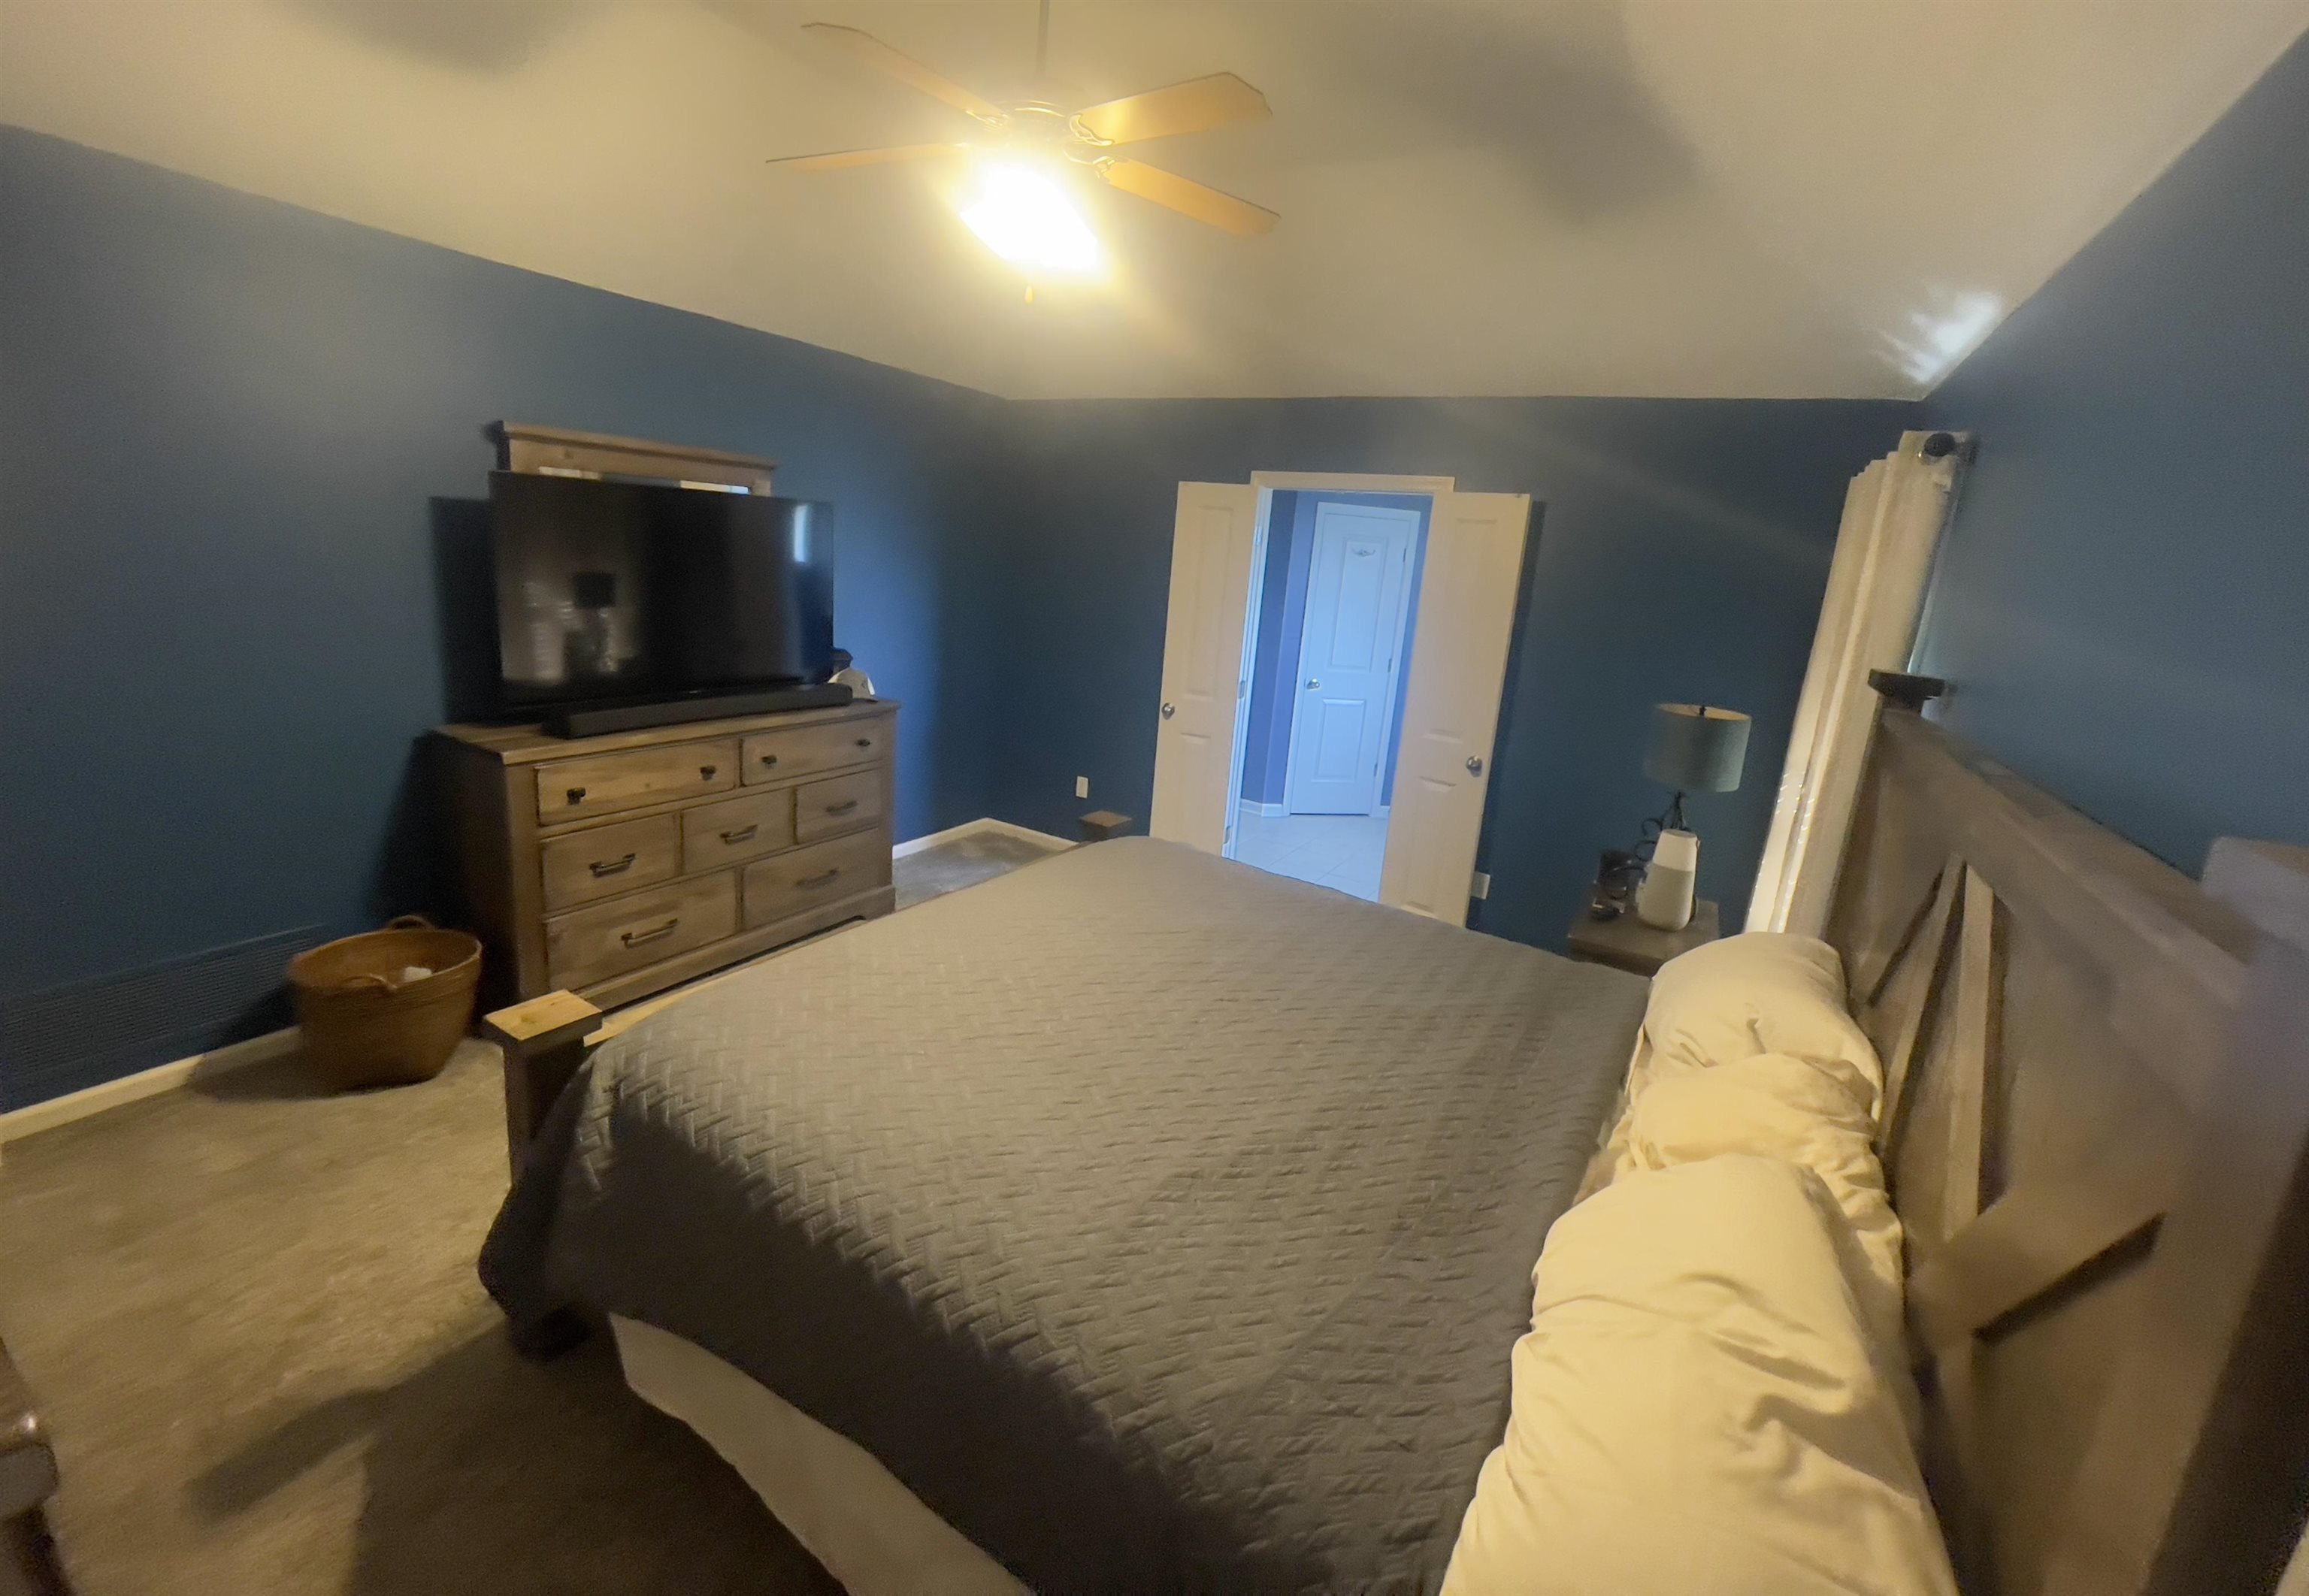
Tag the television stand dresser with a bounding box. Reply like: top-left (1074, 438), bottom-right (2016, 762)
top-left (430, 700), bottom-right (896, 1010)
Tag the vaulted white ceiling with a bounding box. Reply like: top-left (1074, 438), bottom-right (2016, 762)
top-left (6, 2), bottom-right (2304, 400)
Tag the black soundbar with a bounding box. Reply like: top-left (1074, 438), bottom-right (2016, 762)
top-left (543, 683), bottom-right (855, 738)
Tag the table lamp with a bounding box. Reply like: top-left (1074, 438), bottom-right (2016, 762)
top-left (1633, 703), bottom-right (1751, 931)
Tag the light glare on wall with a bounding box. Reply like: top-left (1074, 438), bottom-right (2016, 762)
top-left (1887, 290), bottom-right (2005, 386)
top-left (958, 162), bottom-right (1103, 276)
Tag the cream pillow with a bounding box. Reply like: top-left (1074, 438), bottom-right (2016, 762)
top-left (1644, 933), bottom-right (1884, 1119)
top-left (1593, 933), bottom-right (1882, 1190)
top-left (1442, 1156), bottom-right (1953, 1596)
top-left (1620, 1052), bottom-right (1908, 1365)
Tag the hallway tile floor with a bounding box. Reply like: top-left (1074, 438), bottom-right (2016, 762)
top-left (1230, 805), bottom-right (1389, 901)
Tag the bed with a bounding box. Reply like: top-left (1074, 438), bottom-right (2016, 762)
top-left (480, 836), bottom-right (1647, 1591)
top-left (1820, 706), bottom-right (2309, 1595)
top-left (481, 697), bottom-right (2309, 1596)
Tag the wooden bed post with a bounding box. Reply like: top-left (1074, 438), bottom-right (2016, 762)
top-left (480, 990), bottom-right (604, 1175)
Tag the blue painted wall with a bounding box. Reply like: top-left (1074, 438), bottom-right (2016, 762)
top-left (1239, 491), bottom-right (1430, 811)
top-left (989, 397), bottom-right (1914, 950)
top-left (1915, 31), bottom-right (2309, 873)
top-left (0, 128), bottom-right (1009, 1103)
top-left (0, 125), bottom-right (1915, 1107)
top-left (1241, 490), bottom-right (1301, 807)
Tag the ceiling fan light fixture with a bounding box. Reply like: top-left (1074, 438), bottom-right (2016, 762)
top-left (958, 161), bottom-right (1103, 276)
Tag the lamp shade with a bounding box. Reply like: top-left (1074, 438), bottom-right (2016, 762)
top-left (1644, 703), bottom-right (1751, 793)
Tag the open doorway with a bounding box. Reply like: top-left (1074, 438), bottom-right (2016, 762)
top-left (1226, 491), bottom-right (1431, 901)
top-left (1150, 476), bottom-right (1530, 926)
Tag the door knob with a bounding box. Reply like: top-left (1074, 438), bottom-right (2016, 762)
top-left (1161, 702), bottom-right (1176, 720)
top-left (1465, 755), bottom-right (1484, 775)
top-left (1304, 678), bottom-right (1321, 691)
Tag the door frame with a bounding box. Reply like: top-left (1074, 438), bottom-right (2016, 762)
top-left (1279, 498), bottom-right (1424, 819)
top-left (1223, 473), bottom-right (1456, 861)
top-left (1251, 471), bottom-right (1456, 496)
top-left (1219, 492), bottom-right (1275, 859)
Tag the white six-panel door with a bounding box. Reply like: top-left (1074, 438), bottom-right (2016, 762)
top-left (1148, 483), bottom-right (1262, 854)
top-left (1377, 492), bottom-right (1532, 924)
top-left (1285, 501), bottom-right (1421, 817)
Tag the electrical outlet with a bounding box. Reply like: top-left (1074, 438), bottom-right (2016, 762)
top-left (1470, 870), bottom-right (1492, 901)
top-left (1075, 775), bottom-right (1091, 799)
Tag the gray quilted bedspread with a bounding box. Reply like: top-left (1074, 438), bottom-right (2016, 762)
top-left (481, 838), bottom-right (1643, 1594)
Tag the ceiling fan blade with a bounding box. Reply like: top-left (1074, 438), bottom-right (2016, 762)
top-left (767, 142), bottom-right (973, 173)
top-left (1073, 72), bottom-right (1271, 146)
top-left (1097, 159), bottom-right (1278, 237)
top-left (800, 23), bottom-right (1007, 125)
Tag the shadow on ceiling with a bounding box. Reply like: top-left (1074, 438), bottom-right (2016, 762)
top-left (289, 0), bottom-right (592, 73)
top-left (1269, 2), bottom-right (1699, 224)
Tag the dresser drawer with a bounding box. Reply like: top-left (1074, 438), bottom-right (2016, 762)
top-left (546, 873), bottom-right (740, 990)
top-left (539, 813), bottom-right (680, 911)
top-left (681, 789), bottom-right (797, 874)
top-left (743, 718), bottom-right (888, 785)
top-left (794, 769), bottom-right (883, 843)
top-left (743, 830), bottom-right (891, 929)
top-left (536, 739), bottom-right (738, 824)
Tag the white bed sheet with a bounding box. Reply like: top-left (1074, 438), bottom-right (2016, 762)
top-left (610, 1314), bottom-right (1024, 1596)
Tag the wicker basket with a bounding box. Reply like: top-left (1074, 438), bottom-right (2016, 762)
top-left (289, 916), bottom-right (483, 1091)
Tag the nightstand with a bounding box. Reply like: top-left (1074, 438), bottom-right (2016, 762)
top-left (1565, 898), bottom-right (1720, 977)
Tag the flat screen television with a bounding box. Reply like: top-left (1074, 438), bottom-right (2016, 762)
top-left (489, 471), bottom-right (834, 713)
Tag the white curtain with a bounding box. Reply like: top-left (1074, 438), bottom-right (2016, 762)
top-left (1746, 431), bottom-right (1967, 938)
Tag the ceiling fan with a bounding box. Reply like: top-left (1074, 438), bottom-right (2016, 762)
top-left (767, 4), bottom-right (1279, 267)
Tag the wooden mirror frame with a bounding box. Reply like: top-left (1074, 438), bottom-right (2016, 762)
top-left (487, 422), bottom-right (775, 492)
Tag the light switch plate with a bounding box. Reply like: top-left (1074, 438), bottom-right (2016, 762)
top-left (1470, 870), bottom-right (1491, 900)
top-left (1075, 775), bottom-right (1090, 799)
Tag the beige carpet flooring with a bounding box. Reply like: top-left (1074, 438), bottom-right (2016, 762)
top-left (0, 833), bottom-right (1068, 1594)
top-left (0, 1042), bottom-right (842, 1595)
top-left (892, 829), bottom-right (1070, 909)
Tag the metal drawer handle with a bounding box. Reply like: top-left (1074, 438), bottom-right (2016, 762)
top-left (759, 752), bottom-right (779, 768)
top-left (589, 853), bottom-right (636, 878)
top-left (797, 868), bottom-right (841, 890)
top-left (620, 917), bottom-right (679, 948)
top-left (719, 824), bottom-right (758, 845)
top-left (824, 798), bottom-right (860, 816)
top-left (700, 763), bottom-right (719, 779)
top-left (855, 737), bottom-right (873, 748)
top-left (565, 786), bottom-right (587, 805)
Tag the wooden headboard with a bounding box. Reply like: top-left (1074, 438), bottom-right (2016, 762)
top-left (1826, 704), bottom-right (2309, 1596)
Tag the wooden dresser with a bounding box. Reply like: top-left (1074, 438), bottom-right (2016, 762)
top-left (430, 700), bottom-right (897, 1009)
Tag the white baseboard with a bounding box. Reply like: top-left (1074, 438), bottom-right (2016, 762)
top-left (892, 818), bottom-right (992, 858)
top-left (7, 821), bottom-right (1079, 1146)
top-left (1, 1025), bottom-right (302, 1144)
top-left (893, 817), bottom-right (1075, 859)
top-left (976, 818), bottom-right (1076, 850)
